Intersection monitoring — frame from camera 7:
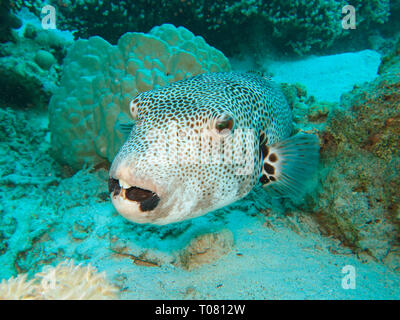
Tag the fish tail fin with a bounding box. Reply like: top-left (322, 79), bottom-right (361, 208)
top-left (260, 132), bottom-right (320, 197)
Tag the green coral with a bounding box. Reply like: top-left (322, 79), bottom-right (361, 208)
top-left (18, 0), bottom-right (396, 55)
top-left (34, 49), bottom-right (57, 70)
top-left (0, 0), bottom-right (22, 43)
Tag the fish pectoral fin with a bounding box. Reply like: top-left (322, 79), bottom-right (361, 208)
top-left (116, 121), bottom-right (135, 137)
top-left (259, 132), bottom-right (320, 197)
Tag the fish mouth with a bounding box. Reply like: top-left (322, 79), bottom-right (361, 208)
top-left (108, 177), bottom-right (160, 212)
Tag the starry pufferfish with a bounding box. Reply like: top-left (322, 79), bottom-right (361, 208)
top-left (109, 72), bottom-right (319, 225)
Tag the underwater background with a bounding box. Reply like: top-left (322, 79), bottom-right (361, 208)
top-left (0, 0), bottom-right (399, 299)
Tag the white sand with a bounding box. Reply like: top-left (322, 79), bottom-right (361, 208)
top-left (232, 50), bottom-right (382, 102)
top-left (76, 203), bottom-right (400, 299)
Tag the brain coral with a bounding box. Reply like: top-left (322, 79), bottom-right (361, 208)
top-left (49, 24), bottom-right (231, 169)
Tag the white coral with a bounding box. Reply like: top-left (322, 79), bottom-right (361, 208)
top-left (0, 274), bottom-right (38, 300)
top-left (0, 260), bottom-right (118, 300)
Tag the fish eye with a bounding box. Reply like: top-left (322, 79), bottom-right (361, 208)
top-left (215, 114), bottom-right (235, 133)
top-left (129, 98), bottom-right (139, 120)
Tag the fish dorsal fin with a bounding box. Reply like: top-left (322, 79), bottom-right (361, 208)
top-left (246, 70), bottom-right (272, 81)
top-left (246, 69), bottom-right (264, 77)
top-left (259, 132), bottom-right (319, 197)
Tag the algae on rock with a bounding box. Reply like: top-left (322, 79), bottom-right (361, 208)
top-left (312, 44), bottom-right (400, 269)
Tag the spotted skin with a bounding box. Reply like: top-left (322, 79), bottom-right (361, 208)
top-left (110, 72), bottom-right (293, 225)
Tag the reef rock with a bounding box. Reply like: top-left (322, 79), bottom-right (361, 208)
top-left (379, 38), bottom-right (400, 75)
top-left (313, 43), bottom-right (400, 269)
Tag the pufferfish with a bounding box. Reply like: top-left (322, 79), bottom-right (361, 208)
top-left (109, 72), bottom-right (319, 225)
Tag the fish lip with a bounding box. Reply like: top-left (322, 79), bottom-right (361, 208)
top-left (108, 177), bottom-right (160, 212)
top-left (109, 175), bottom-right (161, 198)
top-left (109, 160), bottom-right (162, 197)
top-left (124, 186), bottom-right (160, 211)
top-left (108, 164), bottom-right (164, 214)
top-left (110, 195), bottom-right (152, 224)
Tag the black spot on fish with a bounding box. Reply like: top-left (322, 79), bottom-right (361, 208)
top-left (264, 163), bottom-right (275, 175)
top-left (269, 153), bottom-right (278, 162)
top-left (262, 145), bottom-right (269, 158)
top-left (108, 178), bottom-right (121, 196)
top-left (260, 174), bottom-right (270, 185)
top-left (125, 187), bottom-right (160, 211)
top-left (260, 131), bottom-right (265, 142)
top-left (140, 195), bottom-right (160, 211)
